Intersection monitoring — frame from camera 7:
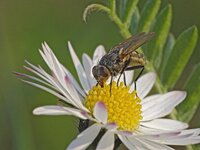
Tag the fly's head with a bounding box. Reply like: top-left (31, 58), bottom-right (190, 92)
top-left (92, 65), bottom-right (110, 86)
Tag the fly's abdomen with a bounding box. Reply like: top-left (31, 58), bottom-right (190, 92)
top-left (129, 52), bottom-right (146, 67)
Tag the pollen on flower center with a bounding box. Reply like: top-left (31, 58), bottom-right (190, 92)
top-left (85, 82), bottom-right (142, 131)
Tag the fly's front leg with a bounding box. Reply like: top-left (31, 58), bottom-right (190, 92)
top-left (125, 65), bottom-right (144, 91)
top-left (117, 73), bottom-right (122, 86)
top-left (110, 75), bottom-right (113, 96)
top-left (116, 72), bottom-right (127, 86)
top-left (123, 72), bottom-right (126, 86)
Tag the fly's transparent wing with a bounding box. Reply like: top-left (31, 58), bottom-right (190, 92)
top-left (108, 32), bottom-right (155, 57)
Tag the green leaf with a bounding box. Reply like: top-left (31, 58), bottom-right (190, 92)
top-left (124, 0), bottom-right (139, 27)
top-left (160, 33), bottom-right (175, 77)
top-left (143, 4), bottom-right (172, 68)
top-left (116, 0), bottom-right (128, 20)
top-left (162, 26), bottom-right (198, 89)
top-left (137, 0), bottom-right (161, 32)
top-left (192, 144), bottom-right (200, 150)
top-left (177, 64), bottom-right (200, 123)
top-left (152, 5), bottom-right (172, 68)
top-left (130, 7), bottom-right (140, 35)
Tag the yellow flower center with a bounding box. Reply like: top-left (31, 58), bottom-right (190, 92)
top-left (85, 82), bottom-right (142, 131)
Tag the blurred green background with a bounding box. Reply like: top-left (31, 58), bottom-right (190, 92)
top-left (0, 0), bottom-right (199, 150)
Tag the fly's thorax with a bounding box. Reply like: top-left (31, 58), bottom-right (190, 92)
top-left (99, 52), bottom-right (118, 67)
top-left (130, 52), bottom-right (146, 66)
top-left (99, 53), bottom-right (121, 74)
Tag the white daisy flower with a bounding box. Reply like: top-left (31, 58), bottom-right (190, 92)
top-left (16, 42), bottom-right (200, 150)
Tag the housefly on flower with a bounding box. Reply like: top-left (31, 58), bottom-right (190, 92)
top-left (92, 32), bottom-right (155, 94)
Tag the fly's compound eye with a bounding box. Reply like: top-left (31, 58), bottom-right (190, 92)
top-left (92, 65), bottom-right (110, 81)
top-left (92, 66), bottom-right (99, 79)
top-left (99, 66), bottom-right (109, 77)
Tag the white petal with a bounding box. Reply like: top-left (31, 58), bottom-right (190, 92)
top-left (33, 105), bottom-right (88, 119)
top-left (68, 42), bottom-right (90, 92)
top-left (25, 61), bottom-right (53, 86)
top-left (96, 131), bottom-right (114, 150)
top-left (42, 43), bottom-right (66, 90)
top-left (37, 66), bottom-right (82, 108)
top-left (141, 119), bottom-right (188, 131)
top-left (135, 137), bottom-right (174, 150)
top-left (180, 129), bottom-right (200, 136)
top-left (94, 101), bottom-right (108, 124)
top-left (93, 45), bottom-right (106, 65)
top-left (15, 72), bottom-right (56, 90)
top-left (104, 122), bottom-right (117, 130)
top-left (37, 45), bottom-right (85, 109)
top-left (141, 94), bottom-right (162, 104)
top-left (128, 137), bottom-right (149, 149)
top-left (141, 94), bottom-right (163, 111)
top-left (112, 71), bottom-right (134, 86)
top-left (142, 91), bottom-right (186, 121)
top-left (125, 70), bottom-right (134, 86)
top-left (117, 130), bottom-right (133, 137)
top-left (161, 137), bottom-right (200, 145)
top-left (26, 65), bottom-right (85, 110)
top-left (137, 72), bottom-right (156, 99)
top-left (82, 53), bottom-right (96, 87)
top-left (138, 126), bottom-right (170, 135)
top-left (61, 65), bottom-right (86, 97)
top-left (118, 135), bottom-right (139, 150)
top-left (129, 82), bottom-right (135, 93)
top-left (21, 79), bottom-right (71, 104)
top-left (138, 126), bottom-right (200, 145)
top-left (64, 75), bottom-right (88, 111)
top-left (153, 131), bottom-right (200, 145)
top-left (39, 43), bottom-right (54, 70)
top-left (113, 74), bottom-right (123, 83)
top-left (136, 131), bottom-right (181, 140)
top-left (67, 124), bottom-right (101, 150)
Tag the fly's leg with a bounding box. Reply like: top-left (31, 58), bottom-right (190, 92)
top-left (110, 75), bottom-right (113, 96)
top-left (125, 65), bottom-right (144, 91)
top-left (117, 73), bottom-right (122, 86)
top-left (117, 59), bottom-right (130, 86)
top-left (123, 72), bottom-right (126, 86)
top-left (116, 71), bottom-right (127, 86)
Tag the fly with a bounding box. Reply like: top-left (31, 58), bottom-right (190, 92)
top-left (92, 32), bottom-right (155, 94)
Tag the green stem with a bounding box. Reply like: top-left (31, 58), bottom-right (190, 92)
top-left (109, 0), bottom-right (116, 14)
top-left (124, 0), bottom-right (139, 28)
top-left (186, 145), bottom-right (194, 150)
top-left (109, 13), bottom-right (131, 38)
top-left (109, 0), bottom-right (130, 37)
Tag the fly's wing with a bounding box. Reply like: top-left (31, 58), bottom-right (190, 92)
top-left (108, 32), bottom-right (155, 58)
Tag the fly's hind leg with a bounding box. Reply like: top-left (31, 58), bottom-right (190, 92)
top-left (117, 60), bottom-right (130, 86)
top-left (125, 65), bottom-right (144, 91)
